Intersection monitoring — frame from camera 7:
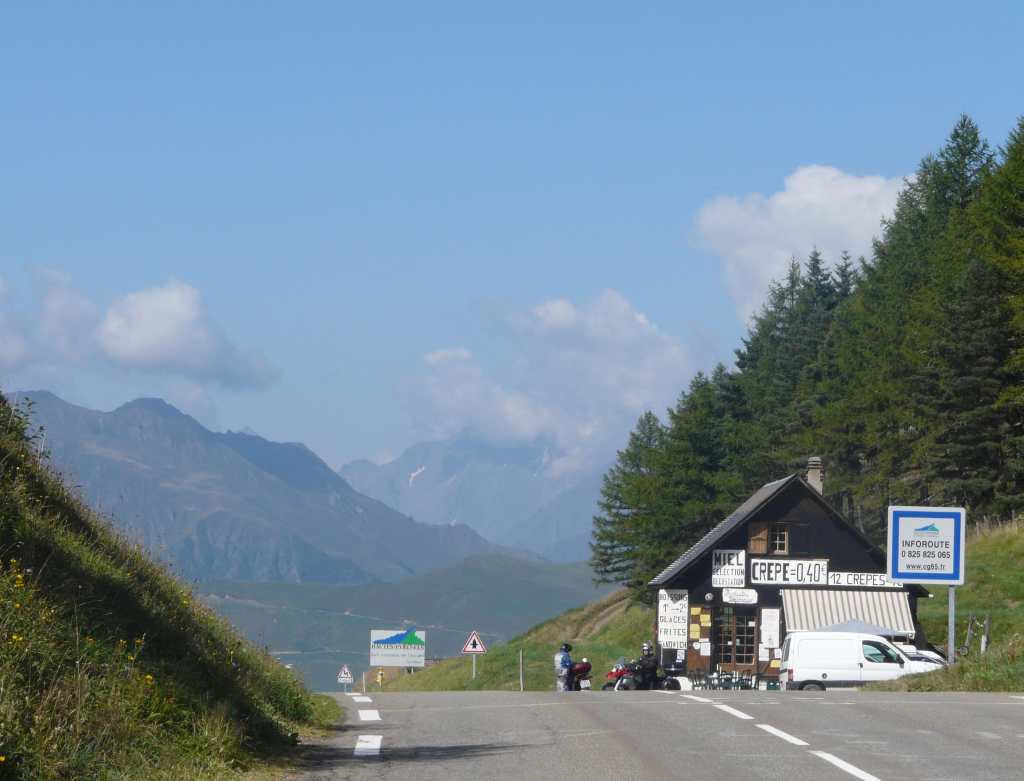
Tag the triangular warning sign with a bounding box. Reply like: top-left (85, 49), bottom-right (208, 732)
top-left (461, 630), bottom-right (487, 654)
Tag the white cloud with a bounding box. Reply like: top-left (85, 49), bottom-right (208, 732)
top-left (97, 279), bottom-right (278, 389)
top-left (0, 275), bottom-right (29, 370)
top-left (415, 290), bottom-right (693, 476)
top-left (695, 165), bottom-right (905, 320)
top-left (0, 272), bottom-right (278, 391)
top-left (31, 267), bottom-right (100, 360)
top-left (423, 347), bottom-right (473, 366)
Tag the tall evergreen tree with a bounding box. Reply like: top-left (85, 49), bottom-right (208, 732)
top-left (590, 412), bottom-right (666, 592)
top-left (925, 257), bottom-right (1022, 516)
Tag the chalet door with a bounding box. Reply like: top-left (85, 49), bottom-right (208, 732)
top-left (713, 607), bottom-right (757, 672)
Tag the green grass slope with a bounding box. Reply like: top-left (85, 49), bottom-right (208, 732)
top-left (199, 555), bottom-right (615, 690)
top-left (877, 521), bottom-right (1024, 692)
top-left (0, 396), bottom-right (337, 780)
top-left (382, 589), bottom-right (654, 692)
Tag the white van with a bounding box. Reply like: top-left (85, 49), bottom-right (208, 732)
top-left (779, 631), bottom-right (942, 690)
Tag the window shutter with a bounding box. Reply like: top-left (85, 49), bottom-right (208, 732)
top-left (748, 521), bottom-right (769, 554)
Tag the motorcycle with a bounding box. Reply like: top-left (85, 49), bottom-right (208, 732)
top-left (601, 657), bottom-right (681, 691)
top-left (570, 659), bottom-right (592, 690)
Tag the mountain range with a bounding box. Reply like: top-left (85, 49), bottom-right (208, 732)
top-left (14, 391), bottom-right (495, 583)
top-left (341, 438), bottom-right (605, 562)
top-left (199, 552), bottom-right (615, 690)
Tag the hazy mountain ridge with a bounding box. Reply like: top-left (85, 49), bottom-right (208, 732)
top-left (341, 436), bottom-right (605, 561)
top-left (199, 552), bottom-right (617, 690)
top-left (15, 391), bottom-right (495, 584)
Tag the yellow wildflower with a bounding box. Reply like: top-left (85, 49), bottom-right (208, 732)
top-left (144, 674), bottom-right (155, 685)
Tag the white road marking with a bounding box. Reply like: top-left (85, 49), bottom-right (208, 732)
top-left (711, 702), bottom-right (754, 720)
top-left (1010, 695), bottom-right (1024, 700)
top-left (809, 750), bottom-right (883, 781)
top-left (353, 696), bottom-right (373, 703)
top-left (354, 735), bottom-right (382, 756)
top-left (756, 723), bottom-right (808, 746)
top-left (976, 731), bottom-right (1002, 740)
top-left (682, 694), bottom-right (712, 703)
top-left (358, 709), bottom-right (381, 721)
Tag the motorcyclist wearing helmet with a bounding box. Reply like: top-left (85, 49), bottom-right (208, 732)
top-left (554, 642), bottom-right (573, 692)
top-left (636, 641), bottom-right (658, 690)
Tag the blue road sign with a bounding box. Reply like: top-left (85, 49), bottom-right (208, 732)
top-left (887, 505), bottom-right (966, 585)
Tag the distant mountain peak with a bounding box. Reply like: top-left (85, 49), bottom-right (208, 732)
top-left (114, 397), bottom-right (186, 418)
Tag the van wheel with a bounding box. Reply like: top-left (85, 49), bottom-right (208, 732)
top-left (800, 682), bottom-right (825, 691)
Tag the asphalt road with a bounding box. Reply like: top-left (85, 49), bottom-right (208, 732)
top-left (287, 690), bottom-right (1024, 781)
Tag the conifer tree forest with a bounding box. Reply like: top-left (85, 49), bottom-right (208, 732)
top-left (591, 115), bottom-right (1024, 598)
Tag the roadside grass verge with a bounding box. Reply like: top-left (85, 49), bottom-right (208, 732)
top-left (872, 634), bottom-right (1024, 692)
top-left (0, 394), bottom-right (331, 780)
top-left (384, 590), bottom-right (654, 692)
top-left (871, 520), bottom-right (1024, 692)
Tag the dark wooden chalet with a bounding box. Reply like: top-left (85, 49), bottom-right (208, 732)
top-left (649, 460), bottom-right (929, 677)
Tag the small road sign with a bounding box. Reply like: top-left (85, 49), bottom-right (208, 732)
top-left (337, 664), bottom-right (354, 684)
top-left (462, 630), bottom-right (487, 654)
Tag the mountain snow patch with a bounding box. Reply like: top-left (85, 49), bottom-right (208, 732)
top-left (408, 465), bottom-right (426, 488)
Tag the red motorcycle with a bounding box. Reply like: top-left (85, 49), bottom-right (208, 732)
top-left (601, 657), bottom-right (681, 691)
top-left (570, 659), bottom-right (592, 690)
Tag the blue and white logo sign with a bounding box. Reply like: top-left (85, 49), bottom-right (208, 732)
top-left (887, 506), bottom-right (966, 585)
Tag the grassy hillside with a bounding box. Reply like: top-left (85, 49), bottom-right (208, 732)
top-left (877, 521), bottom-right (1024, 692)
top-left (0, 395), bottom-right (337, 780)
top-left (199, 555), bottom-right (615, 691)
top-left (382, 589), bottom-right (654, 692)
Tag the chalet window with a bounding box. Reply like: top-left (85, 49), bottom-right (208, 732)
top-left (748, 521), bottom-right (769, 554)
top-left (769, 524), bottom-right (789, 554)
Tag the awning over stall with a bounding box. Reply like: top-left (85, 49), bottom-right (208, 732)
top-left (782, 589), bottom-right (915, 638)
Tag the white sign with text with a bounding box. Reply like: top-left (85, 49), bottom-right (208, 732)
top-left (887, 506), bottom-right (966, 585)
top-left (750, 558), bottom-right (829, 586)
top-left (657, 589), bottom-right (689, 650)
top-left (711, 549), bottom-right (746, 587)
top-left (827, 571), bottom-right (902, 588)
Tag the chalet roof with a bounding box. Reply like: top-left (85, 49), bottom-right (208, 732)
top-left (648, 474), bottom-right (797, 587)
top-left (647, 473), bottom-right (926, 595)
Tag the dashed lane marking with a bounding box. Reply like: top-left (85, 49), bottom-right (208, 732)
top-left (353, 696), bottom-right (373, 703)
top-left (976, 731), bottom-right (1002, 740)
top-left (756, 723), bottom-right (809, 746)
top-left (809, 750), bottom-right (883, 781)
top-left (354, 735), bottom-right (382, 757)
top-left (681, 694), bottom-right (712, 703)
top-left (358, 709), bottom-right (381, 722)
top-left (711, 702), bottom-right (754, 720)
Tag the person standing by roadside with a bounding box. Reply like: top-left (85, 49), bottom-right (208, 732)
top-left (553, 642), bottom-right (573, 691)
top-left (636, 642), bottom-right (658, 690)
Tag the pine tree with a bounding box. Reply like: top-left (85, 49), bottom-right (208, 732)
top-left (590, 412), bottom-right (666, 591)
top-left (926, 258), bottom-right (1019, 516)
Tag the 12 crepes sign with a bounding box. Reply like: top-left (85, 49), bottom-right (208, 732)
top-left (369, 629), bottom-right (426, 667)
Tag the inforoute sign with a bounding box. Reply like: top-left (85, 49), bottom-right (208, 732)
top-left (887, 506), bottom-right (965, 585)
top-left (369, 629), bottom-right (426, 667)
top-left (657, 589), bottom-right (689, 650)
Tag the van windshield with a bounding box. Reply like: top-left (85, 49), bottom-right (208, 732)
top-left (862, 641), bottom-right (902, 664)
top-left (780, 637), bottom-right (791, 663)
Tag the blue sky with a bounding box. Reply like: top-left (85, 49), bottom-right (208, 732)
top-left (1, 2), bottom-right (1021, 470)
